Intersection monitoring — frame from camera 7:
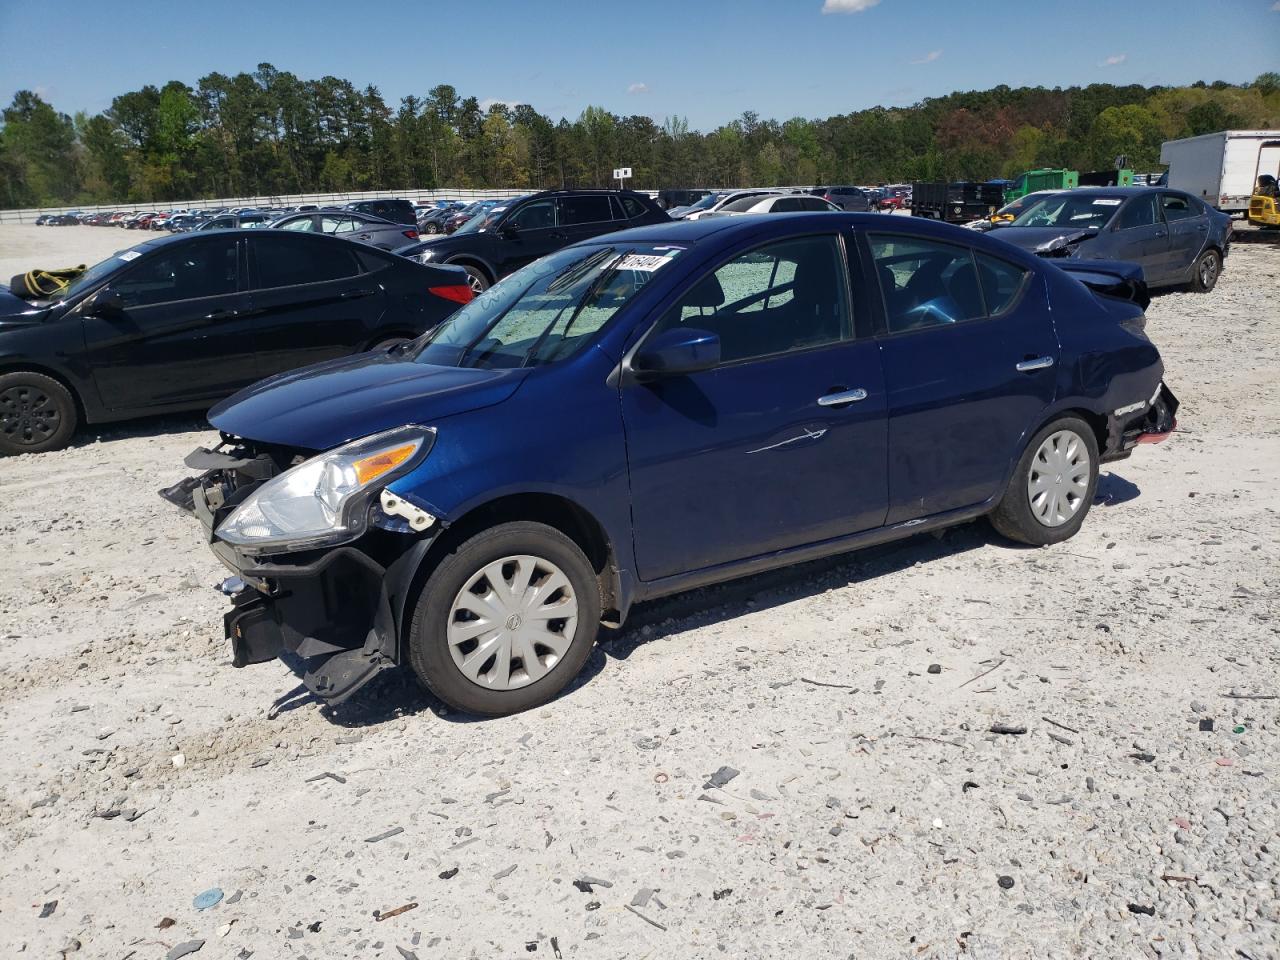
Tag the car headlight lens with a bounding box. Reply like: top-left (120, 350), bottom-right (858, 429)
top-left (417, 248), bottom-right (435, 262)
top-left (216, 425), bottom-right (435, 554)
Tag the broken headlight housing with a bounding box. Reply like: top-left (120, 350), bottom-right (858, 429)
top-left (216, 425), bottom-right (435, 555)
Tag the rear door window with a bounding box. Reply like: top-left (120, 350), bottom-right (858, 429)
top-left (975, 253), bottom-right (1030, 316)
top-left (1160, 193), bottom-right (1197, 221)
top-left (558, 195), bottom-right (613, 226)
top-left (251, 236), bottom-right (361, 289)
top-left (869, 235), bottom-right (987, 332)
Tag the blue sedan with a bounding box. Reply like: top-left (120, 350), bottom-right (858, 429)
top-left (166, 214), bottom-right (1178, 716)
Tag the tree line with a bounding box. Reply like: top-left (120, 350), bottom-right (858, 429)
top-left (1, 66), bottom-right (1277, 208)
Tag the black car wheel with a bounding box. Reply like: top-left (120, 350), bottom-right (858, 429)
top-left (1191, 249), bottom-right (1221, 293)
top-left (0, 372), bottom-right (79, 456)
top-left (460, 265), bottom-right (490, 295)
top-left (406, 521), bottom-right (602, 716)
top-left (990, 416), bottom-right (1099, 546)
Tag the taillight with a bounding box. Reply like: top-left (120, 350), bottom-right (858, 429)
top-left (403, 229), bottom-right (419, 240)
top-left (429, 284), bottom-right (474, 304)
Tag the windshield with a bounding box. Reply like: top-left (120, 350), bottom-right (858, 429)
top-left (686, 193), bottom-right (724, 212)
top-left (720, 194), bottom-right (776, 213)
top-left (451, 202), bottom-right (501, 236)
top-left (413, 243), bottom-right (683, 370)
top-left (467, 198), bottom-right (525, 234)
top-left (1010, 194), bottom-right (1123, 228)
top-left (48, 248), bottom-right (139, 302)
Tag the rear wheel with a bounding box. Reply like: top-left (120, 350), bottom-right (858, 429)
top-left (406, 521), bottom-right (601, 716)
top-left (990, 416), bottom-right (1099, 546)
top-left (0, 371), bottom-right (79, 455)
top-left (423, 222), bottom-right (441, 235)
top-left (1190, 249), bottom-right (1221, 293)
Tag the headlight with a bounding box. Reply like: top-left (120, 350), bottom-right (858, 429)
top-left (216, 425), bottom-right (435, 554)
top-left (417, 248), bottom-right (435, 262)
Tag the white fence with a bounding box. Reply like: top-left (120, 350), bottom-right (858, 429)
top-left (0, 186), bottom-right (666, 224)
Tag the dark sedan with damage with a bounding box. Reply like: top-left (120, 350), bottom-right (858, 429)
top-left (989, 187), bottom-right (1231, 292)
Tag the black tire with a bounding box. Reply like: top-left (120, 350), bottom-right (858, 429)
top-left (1190, 249), bottom-right (1221, 293)
top-left (0, 371), bottom-right (79, 455)
top-left (990, 416), bottom-right (1099, 546)
top-left (406, 521), bottom-right (602, 716)
top-left (458, 264), bottom-right (490, 295)
top-left (423, 222), bottom-right (441, 235)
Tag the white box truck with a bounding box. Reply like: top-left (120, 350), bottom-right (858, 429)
top-left (1159, 130), bottom-right (1280, 215)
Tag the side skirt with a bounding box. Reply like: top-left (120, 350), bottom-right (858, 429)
top-left (630, 500), bottom-right (995, 607)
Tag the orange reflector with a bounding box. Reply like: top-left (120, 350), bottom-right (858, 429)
top-left (353, 443), bottom-right (418, 484)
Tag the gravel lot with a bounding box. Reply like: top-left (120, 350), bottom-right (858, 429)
top-left (1, 224), bottom-right (1277, 959)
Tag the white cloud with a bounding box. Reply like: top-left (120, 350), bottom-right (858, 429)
top-left (627, 82), bottom-right (649, 94)
top-left (1100, 53), bottom-right (1127, 67)
top-left (911, 50), bottom-right (942, 64)
top-left (822, 0), bottom-right (881, 13)
top-left (479, 98), bottom-right (524, 112)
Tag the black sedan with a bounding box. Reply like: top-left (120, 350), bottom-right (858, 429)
top-left (0, 231), bottom-right (474, 455)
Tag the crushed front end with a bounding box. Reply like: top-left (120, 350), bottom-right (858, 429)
top-left (160, 429), bottom-right (440, 704)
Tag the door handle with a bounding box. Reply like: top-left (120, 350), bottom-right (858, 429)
top-left (1154, 230), bottom-right (1167, 238)
top-left (204, 308), bottom-right (239, 321)
top-left (1016, 356), bottom-right (1054, 372)
top-left (339, 288), bottom-right (376, 300)
top-left (817, 387), bottom-right (868, 407)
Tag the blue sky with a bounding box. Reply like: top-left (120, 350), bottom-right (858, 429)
top-left (3, 0), bottom-right (1277, 129)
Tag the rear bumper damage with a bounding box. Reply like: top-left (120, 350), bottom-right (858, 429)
top-left (1101, 381), bottom-right (1179, 462)
top-left (160, 441), bottom-right (434, 705)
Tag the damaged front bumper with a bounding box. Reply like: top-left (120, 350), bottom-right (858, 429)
top-left (160, 441), bottom-right (436, 705)
top-left (1101, 381), bottom-right (1179, 462)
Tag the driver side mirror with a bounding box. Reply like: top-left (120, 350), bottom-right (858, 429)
top-left (499, 222), bottom-right (520, 239)
top-left (89, 288), bottom-right (124, 318)
top-left (631, 327), bottom-right (721, 381)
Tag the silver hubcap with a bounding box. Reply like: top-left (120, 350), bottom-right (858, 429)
top-left (1027, 429), bottom-right (1091, 527)
top-left (466, 272), bottom-right (486, 295)
top-left (447, 555), bottom-right (578, 690)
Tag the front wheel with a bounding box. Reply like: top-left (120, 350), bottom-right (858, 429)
top-left (1191, 249), bottom-right (1221, 293)
top-left (406, 521), bottom-right (602, 716)
top-left (0, 371), bottom-right (79, 455)
top-left (990, 417), bottom-right (1099, 546)
top-left (459, 264), bottom-right (490, 295)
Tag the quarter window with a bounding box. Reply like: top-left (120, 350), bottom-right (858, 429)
top-left (869, 235), bottom-right (990, 332)
top-left (558, 195), bottom-right (613, 226)
top-left (252, 237), bottom-right (360, 289)
top-left (114, 240), bottom-right (238, 306)
top-left (652, 235), bottom-right (851, 364)
top-left (621, 195), bottom-right (647, 218)
top-left (321, 216), bottom-right (359, 235)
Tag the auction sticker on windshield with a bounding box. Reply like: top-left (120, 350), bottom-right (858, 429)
top-left (1092, 199), bottom-right (1122, 205)
top-left (616, 252), bottom-right (680, 272)
top-left (119, 251), bottom-right (142, 262)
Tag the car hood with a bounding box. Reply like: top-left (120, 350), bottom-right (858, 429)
top-left (208, 351), bottom-right (528, 451)
top-left (993, 226), bottom-right (1099, 255)
top-left (0, 289), bottom-right (51, 323)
